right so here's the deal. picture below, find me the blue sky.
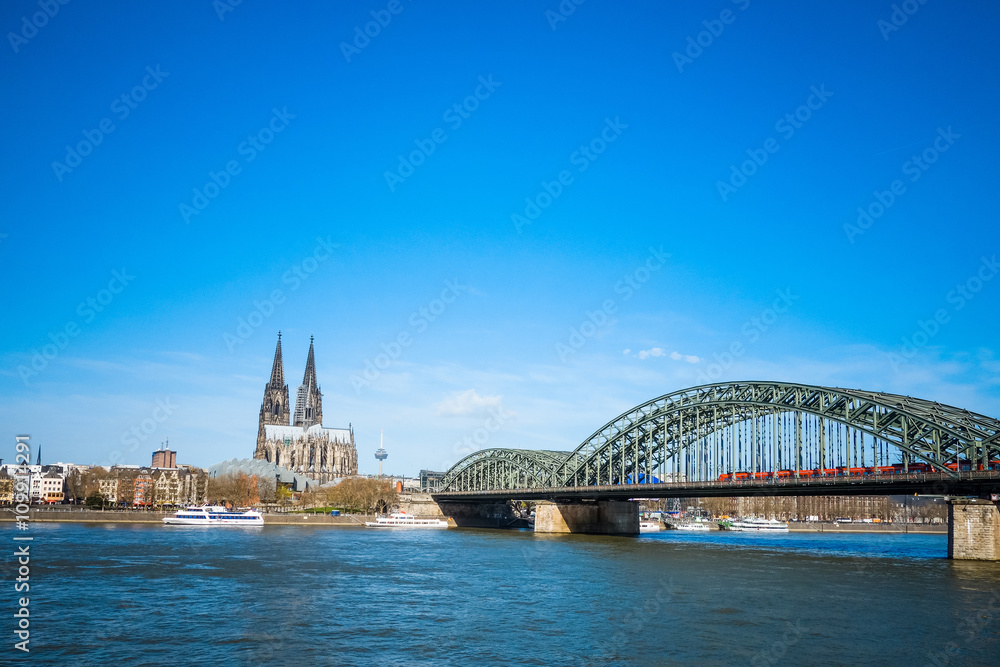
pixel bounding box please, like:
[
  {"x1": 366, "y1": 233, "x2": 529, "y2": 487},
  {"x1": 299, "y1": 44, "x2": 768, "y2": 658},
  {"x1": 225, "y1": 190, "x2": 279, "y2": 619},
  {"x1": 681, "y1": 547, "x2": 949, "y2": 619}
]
[{"x1": 1, "y1": 0, "x2": 998, "y2": 475}]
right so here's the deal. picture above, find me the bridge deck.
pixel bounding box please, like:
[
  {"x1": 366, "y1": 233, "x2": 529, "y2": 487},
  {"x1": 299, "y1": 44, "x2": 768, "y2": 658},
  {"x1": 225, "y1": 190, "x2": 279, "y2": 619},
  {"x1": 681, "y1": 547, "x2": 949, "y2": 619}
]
[{"x1": 433, "y1": 471, "x2": 1000, "y2": 502}]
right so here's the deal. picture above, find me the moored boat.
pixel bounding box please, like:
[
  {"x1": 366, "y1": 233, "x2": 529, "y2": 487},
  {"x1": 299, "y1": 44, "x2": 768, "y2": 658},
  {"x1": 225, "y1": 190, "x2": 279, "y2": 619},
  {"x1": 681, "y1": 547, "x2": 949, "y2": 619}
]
[
  {"x1": 675, "y1": 522, "x2": 710, "y2": 531},
  {"x1": 639, "y1": 519, "x2": 662, "y2": 533},
  {"x1": 162, "y1": 505, "x2": 264, "y2": 526},
  {"x1": 730, "y1": 517, "x2": 789, "y2": 532},
  {"x1": 365, "y1": 511, "x2": 449, "y2": 528}
]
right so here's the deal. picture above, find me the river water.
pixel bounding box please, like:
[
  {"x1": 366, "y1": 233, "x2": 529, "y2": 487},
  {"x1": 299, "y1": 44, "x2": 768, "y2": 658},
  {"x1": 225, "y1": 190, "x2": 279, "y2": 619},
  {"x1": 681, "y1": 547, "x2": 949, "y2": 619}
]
[{"x1": 5, "y1": 523, "x2": 1000, "y2": 665}]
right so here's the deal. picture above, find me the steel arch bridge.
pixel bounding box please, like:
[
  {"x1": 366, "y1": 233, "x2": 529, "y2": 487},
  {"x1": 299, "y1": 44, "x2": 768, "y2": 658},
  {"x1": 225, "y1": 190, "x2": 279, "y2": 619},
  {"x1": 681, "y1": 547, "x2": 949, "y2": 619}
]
[{"x1": 439, "y1": 381, "x2": 1000, "y2": 495}]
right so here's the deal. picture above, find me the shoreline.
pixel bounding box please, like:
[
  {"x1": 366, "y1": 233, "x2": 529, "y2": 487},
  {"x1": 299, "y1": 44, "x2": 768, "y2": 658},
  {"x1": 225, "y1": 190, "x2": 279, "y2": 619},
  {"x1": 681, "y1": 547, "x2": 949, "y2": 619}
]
[
  {"x1": 0, "y1": 510, "x2": 947, "y2": 533},
  {"x1": 786, "y1": 523, "x2": 945, "y2": 534},
  {"x1": 0, "y1": 509, "x2": 372, "y2": 526}
]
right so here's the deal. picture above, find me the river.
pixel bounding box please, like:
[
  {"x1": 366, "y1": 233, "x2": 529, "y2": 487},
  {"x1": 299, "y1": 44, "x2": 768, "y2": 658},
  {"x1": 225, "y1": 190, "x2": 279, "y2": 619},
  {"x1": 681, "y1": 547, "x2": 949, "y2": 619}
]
[{"x1": 4, "y1": 523, "x2": 999, "y2": 665}]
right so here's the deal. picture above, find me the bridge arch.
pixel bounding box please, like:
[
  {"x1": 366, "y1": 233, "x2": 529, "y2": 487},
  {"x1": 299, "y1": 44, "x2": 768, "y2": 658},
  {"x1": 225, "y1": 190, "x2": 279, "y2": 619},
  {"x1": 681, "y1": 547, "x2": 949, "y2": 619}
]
[
  {"x1": 440, "y1": 381, "x2": 1000, "y2": 492},
  {"x1": 443, "y1": 448, "x2": 572, "y2": 492}
]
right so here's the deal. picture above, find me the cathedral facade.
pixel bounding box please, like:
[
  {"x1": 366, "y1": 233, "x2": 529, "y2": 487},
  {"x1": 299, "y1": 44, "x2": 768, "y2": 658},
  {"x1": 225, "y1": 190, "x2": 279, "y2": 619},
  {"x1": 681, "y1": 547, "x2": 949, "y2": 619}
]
[{"x1": 253, "y1": 334, "x2": 358, "y2": 483}]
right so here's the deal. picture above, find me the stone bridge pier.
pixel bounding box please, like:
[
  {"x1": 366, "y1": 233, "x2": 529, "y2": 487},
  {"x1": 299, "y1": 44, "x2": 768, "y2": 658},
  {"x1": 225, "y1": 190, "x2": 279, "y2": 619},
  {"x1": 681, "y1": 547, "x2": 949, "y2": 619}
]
[
  {"x1": 533, "y1": 500, "x2": 639, "y2": 536},
  {"x1": 402, "y1": 493, "x2": 521, "y2": 528},
  {"x1": 948, "y1": 498, "x2": 1000, "y2": 560}
]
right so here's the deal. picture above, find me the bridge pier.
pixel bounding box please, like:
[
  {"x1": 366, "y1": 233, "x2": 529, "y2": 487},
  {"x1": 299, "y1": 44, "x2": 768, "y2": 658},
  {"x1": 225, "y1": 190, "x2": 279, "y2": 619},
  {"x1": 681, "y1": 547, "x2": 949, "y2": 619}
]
[
  {"x1": 534, "y1": 500, "x2": 639, "y2": 536},
  {"x1": 948, "y1": 498, "x2": 1000, "y2": 560}
]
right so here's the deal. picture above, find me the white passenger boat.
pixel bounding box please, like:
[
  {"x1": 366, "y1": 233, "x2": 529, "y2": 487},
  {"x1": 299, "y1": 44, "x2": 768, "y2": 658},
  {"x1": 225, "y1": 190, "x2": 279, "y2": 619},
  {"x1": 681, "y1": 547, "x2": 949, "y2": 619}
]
[
  {"x1": 162, "y1": 505, "x2": 264, "y2": 526},
  {"x1": 365, "y1": 511, "x2": 449, "y2": 528},
  {"x1": 675, "y1": 522, "x2": 710, "y2": 531},
  {"x1": 730, "y1": 518, "x2": 789, "y2": 532},
  {"x1": 639, "y1": 520, "x2": 662, "y2": 533}
]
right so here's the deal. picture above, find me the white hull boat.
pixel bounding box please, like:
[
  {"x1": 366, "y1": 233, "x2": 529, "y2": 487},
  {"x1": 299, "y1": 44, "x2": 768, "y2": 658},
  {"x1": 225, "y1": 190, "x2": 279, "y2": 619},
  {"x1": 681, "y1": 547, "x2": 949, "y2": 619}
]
[
  {"x1": 730, "y1": 518, "x2": 789, "y2": 532},
  {"x1": 639, "y1": 520, "x2": 662, "y2": 533},
  {"x1": 163, "y1": 505, "x2": 263, "y2": 526},
  {"x1": 365, "y1": 511, "x2": 449, "y2": 528}
]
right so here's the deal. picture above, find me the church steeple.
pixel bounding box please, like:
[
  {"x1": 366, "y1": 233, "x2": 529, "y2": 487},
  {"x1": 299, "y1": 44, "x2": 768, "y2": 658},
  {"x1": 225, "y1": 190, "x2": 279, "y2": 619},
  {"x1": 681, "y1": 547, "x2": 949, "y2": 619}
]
[
  {"x1": 259, "y1": 333, "x2": 290, "y2": 428},
  {"x1": 294, "y1": 336, "x2": 323, "y2": 428},
  {"x1": 269, "y1": 331, "x2": 285, "y2": 387}
]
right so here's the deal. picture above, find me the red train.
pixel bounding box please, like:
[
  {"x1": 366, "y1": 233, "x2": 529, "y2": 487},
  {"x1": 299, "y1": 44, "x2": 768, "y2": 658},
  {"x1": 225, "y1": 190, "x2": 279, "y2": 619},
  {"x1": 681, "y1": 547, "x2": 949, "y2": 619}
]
[{"x1": 717, "y1": 460, "x2": 1000, "y2": 482}]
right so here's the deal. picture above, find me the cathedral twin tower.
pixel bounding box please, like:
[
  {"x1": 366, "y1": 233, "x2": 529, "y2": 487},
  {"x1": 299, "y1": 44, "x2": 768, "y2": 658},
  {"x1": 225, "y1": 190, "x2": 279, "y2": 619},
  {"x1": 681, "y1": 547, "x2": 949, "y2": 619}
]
[{"x1": 254, "y1": 333, "x2": 358, "y2": 482}]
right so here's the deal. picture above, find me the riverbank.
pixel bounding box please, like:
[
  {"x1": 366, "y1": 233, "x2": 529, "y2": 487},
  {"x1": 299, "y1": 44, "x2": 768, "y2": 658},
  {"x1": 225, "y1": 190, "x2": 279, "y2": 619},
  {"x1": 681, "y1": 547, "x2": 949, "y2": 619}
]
[
  {"x1": 0, "y1": 508, "x2": 372, "y2": 526},
  {"x1": 787, "y1": 522, "x2": 946, "y2": 534}
]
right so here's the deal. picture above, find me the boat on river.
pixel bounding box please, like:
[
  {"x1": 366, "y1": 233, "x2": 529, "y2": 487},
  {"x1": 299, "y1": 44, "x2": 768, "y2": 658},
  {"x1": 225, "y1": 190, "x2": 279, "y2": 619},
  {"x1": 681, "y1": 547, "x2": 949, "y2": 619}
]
[
  {"x1": 639, "y1": 519, "x2": 662, "y2": 533},
  {"x1": 365, "y1": 511, "x2": 449, "y2": 528},
  {"x1": 729, "y1": 518, "x2": 789, "y2": 532},
  {"x1": 162, "y1": 505, "x2": 263, "y2": 526},
  {"x1": 675, "y1": 522, "x2": 710, "y2": 531}
]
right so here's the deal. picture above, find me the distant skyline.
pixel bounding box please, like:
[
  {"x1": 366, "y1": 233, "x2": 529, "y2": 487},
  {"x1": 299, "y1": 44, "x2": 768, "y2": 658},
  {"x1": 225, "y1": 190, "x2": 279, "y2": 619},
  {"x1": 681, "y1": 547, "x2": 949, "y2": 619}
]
[{"x1": 2, "y1": 0, "x2": 998, "y2": 475}]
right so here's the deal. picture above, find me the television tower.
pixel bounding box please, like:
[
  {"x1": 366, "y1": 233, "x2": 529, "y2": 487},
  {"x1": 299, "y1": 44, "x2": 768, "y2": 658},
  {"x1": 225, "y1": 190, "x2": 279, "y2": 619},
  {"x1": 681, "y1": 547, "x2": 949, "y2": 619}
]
[{"x1": 374, "y1": 429, "x2": 388, "y2": 477}]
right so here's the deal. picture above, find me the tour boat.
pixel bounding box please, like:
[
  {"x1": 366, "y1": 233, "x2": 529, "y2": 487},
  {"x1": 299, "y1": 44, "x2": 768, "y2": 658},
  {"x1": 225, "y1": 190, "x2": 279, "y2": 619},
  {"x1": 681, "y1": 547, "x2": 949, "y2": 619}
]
[
  {"x1": 639, "y1": 520, "x2": 662, "y2": 533},
  {"x1": 162, "y1": 505, "x2": 264, "y2": 526},
  {"x1": 729, "y1": 518, "x2": 789, "y2": 532},
  {"x1": 365, "y1": 511, "x2": 449, "y2": 528},
  {"x1": 675, "y1": 522, "x2": 710, "y2": 531}
]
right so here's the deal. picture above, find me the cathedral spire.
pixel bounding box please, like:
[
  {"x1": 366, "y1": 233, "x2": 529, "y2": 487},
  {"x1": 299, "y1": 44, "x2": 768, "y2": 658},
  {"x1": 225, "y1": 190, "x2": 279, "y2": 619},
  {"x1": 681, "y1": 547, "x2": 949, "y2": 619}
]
[
  {"x1": 258, "y1": 333, "x2": 290, "y2": 431},
  {"x1": 294, "y1": 336, "x2": 323, "y2": 428},
  {"x1": 302, "y1": 335, "x2": 317, "y2": 388},
  {"x1": 270, "y1": 331, "x2": 285, "y2": 387}
]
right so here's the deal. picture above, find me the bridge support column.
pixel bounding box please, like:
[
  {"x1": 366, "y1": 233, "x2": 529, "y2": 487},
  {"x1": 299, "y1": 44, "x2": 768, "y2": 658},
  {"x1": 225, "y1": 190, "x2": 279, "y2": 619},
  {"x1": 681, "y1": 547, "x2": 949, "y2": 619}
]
[
  {"x1": 948, "y1": 498, "x2": 1000, "y2": 560},
  {"x1": 534, "y1": 500, "x2": 639, "y2": 536}
]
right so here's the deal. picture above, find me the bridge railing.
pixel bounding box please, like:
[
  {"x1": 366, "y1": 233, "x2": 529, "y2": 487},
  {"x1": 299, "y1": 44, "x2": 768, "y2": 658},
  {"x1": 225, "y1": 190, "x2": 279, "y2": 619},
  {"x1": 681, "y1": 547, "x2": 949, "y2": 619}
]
[{"x1": 435, "y1": 470, "x2": 1000, "y2": 497}]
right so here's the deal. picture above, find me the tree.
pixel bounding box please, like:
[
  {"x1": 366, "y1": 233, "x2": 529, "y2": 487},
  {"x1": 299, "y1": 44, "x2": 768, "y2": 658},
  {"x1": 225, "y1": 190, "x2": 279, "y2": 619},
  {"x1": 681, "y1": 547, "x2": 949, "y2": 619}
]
[
  {"x1": 85, "y1": 494, "x2": 108, "y2": 509},
  {"x1": 325, "y1": 478, "x2": 398, "y2": 513},
  {"x1": 66, "y1": 467, "x2": 108, "y2": 504},
  {"x1": 256, "y1": 475, "x2": 277, "y2": 504},
  {"x1": 206, "y1": 473, "x2": 263, "y2": 507}
]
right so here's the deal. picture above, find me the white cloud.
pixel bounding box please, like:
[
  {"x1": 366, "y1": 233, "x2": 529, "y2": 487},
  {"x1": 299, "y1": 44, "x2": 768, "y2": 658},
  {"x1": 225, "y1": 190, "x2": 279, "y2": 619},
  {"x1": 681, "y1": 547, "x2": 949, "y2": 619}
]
[
  {"x1": 669, "y1": 351, "x2": 701, "y2": 364},
  {"x1": 625, "y1": 347, "x2": 701, "y2": 363},
  {"x1": 435, "y1": 388, "x2": 504, "y2": 416}
]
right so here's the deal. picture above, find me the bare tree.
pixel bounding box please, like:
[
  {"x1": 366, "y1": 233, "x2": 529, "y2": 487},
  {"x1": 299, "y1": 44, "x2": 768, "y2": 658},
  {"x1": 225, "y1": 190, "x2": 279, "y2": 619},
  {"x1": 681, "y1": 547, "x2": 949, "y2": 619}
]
[{"x1": 325, "y1": 478, "x2": 397, "y2": 514}]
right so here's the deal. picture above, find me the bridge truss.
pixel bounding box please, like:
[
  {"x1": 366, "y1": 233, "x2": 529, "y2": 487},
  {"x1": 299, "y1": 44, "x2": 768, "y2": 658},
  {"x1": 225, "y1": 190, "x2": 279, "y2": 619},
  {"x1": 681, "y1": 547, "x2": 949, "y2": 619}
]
[{"x1": 440, "y1": 381, "x2": 1000, "y2": 493}]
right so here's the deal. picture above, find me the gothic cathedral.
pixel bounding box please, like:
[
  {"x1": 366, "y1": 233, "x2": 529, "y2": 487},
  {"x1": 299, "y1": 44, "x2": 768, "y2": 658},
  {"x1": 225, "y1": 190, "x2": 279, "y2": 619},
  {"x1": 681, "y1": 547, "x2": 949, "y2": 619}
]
[{"x1": 254, "y1": 334, "x2": 358, "y2": 482}]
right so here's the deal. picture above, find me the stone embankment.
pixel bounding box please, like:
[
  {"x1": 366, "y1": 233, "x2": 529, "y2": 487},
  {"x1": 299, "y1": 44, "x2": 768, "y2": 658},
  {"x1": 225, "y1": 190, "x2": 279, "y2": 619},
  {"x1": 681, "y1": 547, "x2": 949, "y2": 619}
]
[{"x1": 787, "y1": 522, "x2": 945, "y2": 534}]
